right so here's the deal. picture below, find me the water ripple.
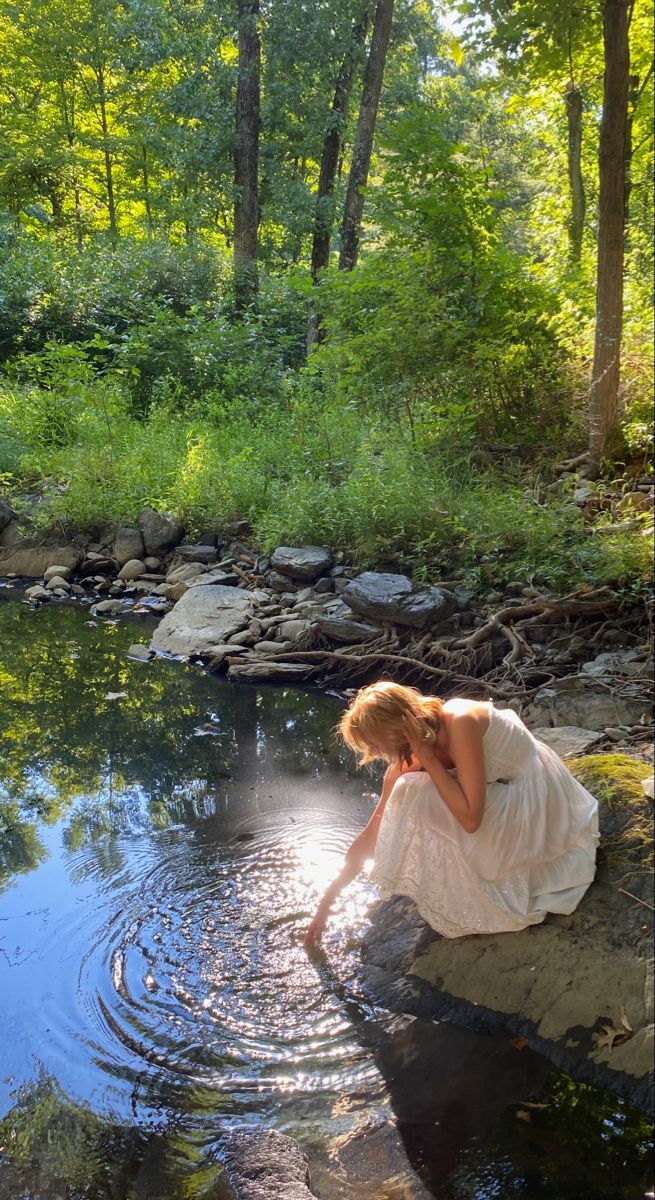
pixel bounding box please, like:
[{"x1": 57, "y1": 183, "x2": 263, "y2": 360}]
[{"x1": 71, "y1": 809, "x2": 378, "y2": 1113}]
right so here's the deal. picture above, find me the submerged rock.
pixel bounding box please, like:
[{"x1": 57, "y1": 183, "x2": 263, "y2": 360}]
[{"x1": 219, "y1": 1129, "x2": 313, "y2": 1200}]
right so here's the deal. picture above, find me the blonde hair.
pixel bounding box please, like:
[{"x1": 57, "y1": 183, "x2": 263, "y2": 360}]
[{"x1": 339, "y1": 680, "x2": 443, "y2": 768}]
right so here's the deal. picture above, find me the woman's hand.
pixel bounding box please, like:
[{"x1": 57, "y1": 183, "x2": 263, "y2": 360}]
[{"x1": 304, "y1": 904, "x2": 329, "y2": 949}]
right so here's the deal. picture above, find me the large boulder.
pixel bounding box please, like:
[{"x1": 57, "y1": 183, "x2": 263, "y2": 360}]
[
  {"x1": 113, "y1": 526, "x2": 145, "y2": 566},
  {"x1": 0, "y1": 495, "x2": 15, "y2": 533},
  {"x1": 219, "y1": 1129, "x2": 313, "y2": 1200},
  {"x1": 343, "y1": 572, "x2": 456, "y2": 629},
  {"x1": 0, "y1": 544, "x2": 83, "y2": 578},
  {"x1": 138, "y1": 507, "x2": 185, "y2": 555},
  {"x1": 150, "y1": 584, "x2": 255, "y2": 656},
  {"x1": 0, "y1": 519, "x2": 22, "y2": 548},
  {"x1": 270, "y1": 545, "x2": 334, "y2": 581}
]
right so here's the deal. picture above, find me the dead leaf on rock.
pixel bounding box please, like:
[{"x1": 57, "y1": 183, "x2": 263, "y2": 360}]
[
  {"x1": 592, "y1": 1017, "x2": 634, "y2": 1054},
  {"x1": 509, "y1": 1035, "x2": 528, "y2": 1051},
  {"x1": 516, "y1": 1110, "x2": 531, "y2": 1122}
]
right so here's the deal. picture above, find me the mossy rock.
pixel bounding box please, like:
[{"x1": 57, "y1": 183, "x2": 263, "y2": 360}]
[{"x1": 566, "y1": 753, "x2": 653, "y2": 883}]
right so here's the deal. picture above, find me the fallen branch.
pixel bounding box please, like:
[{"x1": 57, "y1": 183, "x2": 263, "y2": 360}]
[{"x1": 618, "y1": 887, "x2": 654, "y2": 913}]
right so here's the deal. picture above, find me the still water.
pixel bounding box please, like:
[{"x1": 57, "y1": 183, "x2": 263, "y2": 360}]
[{"x1": 0, "y1": 598, "x2": 652, "y2": 1199}]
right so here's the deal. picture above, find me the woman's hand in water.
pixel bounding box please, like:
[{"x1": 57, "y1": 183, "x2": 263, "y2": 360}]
[{"x1": 304, "y1": 909, "x2": 327, "y2": 948}]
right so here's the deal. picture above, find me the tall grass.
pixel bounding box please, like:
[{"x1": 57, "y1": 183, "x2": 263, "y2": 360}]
[{"x1": 1, "y1": 375, "x2": 652, "y2": 591}]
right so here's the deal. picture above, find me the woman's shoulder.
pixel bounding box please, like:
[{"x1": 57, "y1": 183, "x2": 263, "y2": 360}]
[
  {"x1": 441, "y1": 698, "x2": 492, "y2": 736},
  {"x1": 442, "y1": 697, "x2": 491, "y2": 720}
]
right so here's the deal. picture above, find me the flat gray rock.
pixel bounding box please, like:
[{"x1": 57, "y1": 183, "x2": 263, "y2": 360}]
[
  {"x1": 531, "y1": 726, "x2": 604, "y2": 758},
  {"x1": 344, "y1": 572, "x2": 456, "y2": 629},
  {"x1": 150, "y1": 584, "x2": 254, "y2": 656},
  {"x1": 227, "y1": 660, "x2": 309, "y2": 681},
  {"x1": 316, "y1": 614, "x2": 379, "y2": 642},
  {"x1": 176, "y1": 544, "x2": 218, "y2": 563},
  {"x1": 0, "y1": 544, "x2": 83, "y2": 578},
  {"x1": 525, "y1": 679, "x2": 650, "y2": 730},
  {"x1": 270, "y1": 545, "x2": 334, "y2": 580}
]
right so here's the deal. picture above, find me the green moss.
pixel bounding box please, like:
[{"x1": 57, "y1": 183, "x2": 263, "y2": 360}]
[
  {"x1": 566, "y1": 754, "x2": 653, "y2": 881},
  {"x1": 567, "y1": 754, "x2": 653, "y2": 806}
]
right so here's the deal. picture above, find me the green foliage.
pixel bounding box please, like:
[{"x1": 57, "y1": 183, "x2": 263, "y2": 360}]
[
  {"x1": 2, "y1": 365, "x2": 651, "y2": 592},
  {"x1": 312, "y1": 100, "x2": 577, "y2": 447},
  {"x1": 0, "y1": 232, "x2": 228, "y2": 361}
]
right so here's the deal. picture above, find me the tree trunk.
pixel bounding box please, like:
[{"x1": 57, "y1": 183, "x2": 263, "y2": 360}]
[
  {"x1": 142, "y1": 145, "x2": 153, "y2": 237},
  {"x1": 339, "y1": 0, "x2": 394, "y2": 272},
  {"x1": 58, "y1": 81, "x2": 83, "y2": 249},
  {"x1": 307, "y1": 6, "x2": 370, "y2": 349},
  {"x1": 565, "y1": 83, "x2": 585, "y2": 264},
  {"x1": 233, "y1": 0, "x2": 261, "y2": 312},
  {"x1": 587, "y1": 0, "x2": 630, "y2": 469},
  {"x1": 624, "y1": 73, "x2": 641, "y2": 229},
  {"x1": 96, "y1": 66, "x2": 118, "y2": 239}
]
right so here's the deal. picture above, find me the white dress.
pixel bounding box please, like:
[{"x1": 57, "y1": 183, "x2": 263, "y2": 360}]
[{"x1": 370, "y1": 704, "x2": 600, "y2": 938}]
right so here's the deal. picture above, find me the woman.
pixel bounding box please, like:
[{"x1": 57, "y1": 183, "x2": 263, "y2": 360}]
[{"x1": 304, "y1": 681, "x2": 599, "y2": 946}]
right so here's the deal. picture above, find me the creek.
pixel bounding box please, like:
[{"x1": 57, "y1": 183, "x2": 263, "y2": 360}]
[{"x1": 0, "y1": 598, "x2": 652, "y2": 1199}]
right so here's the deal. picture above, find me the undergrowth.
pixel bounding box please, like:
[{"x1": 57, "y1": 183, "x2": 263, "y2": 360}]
[{"x1": 1, "y1": 374, "x2": 652, "y2": 593}]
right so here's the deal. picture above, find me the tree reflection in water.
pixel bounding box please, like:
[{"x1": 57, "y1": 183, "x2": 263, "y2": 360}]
[{"x1": 0, "y1": 599, "x2": 353, "y2": 891}]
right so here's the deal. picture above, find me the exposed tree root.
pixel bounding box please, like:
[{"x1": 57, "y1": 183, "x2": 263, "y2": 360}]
[{"x1": 221, "y1": 584, "x2": 651, "y2": 712}]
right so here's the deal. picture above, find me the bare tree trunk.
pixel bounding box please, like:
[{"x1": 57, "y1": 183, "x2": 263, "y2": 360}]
[
  {"x1": 142, "y1": 145, "x2": 153, "y2": 238},
  {"x1": 565, "y1": 83, "x2": 585, "y2": 264},
  {"x1": 58, "y1": 81, "x2": 83, "y2": 249},
  {"x1": 624, "y1": 72, "x2": 641, "y2": 229},
  {"x1": 587, "y1": 0, "x2": 630, "y2": 470},
  {"x1": 307, "y1": 6, "x2": 370, "y2": 350},
  {"x1": 233, "y1": 0, "x2": 260, "y2": 313},
  {"x1": 339, "y1": 0, "x2": 394, "y2": 272},
  {"x1": 96, "y1": 65, "x2": 118, "y2": 239}
]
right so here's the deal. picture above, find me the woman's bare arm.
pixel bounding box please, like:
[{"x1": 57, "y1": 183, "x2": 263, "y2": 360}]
[
  {"x1": 303, "y1": 760, "x2": 416, "y2": 948},
  {"x1": 412, "y1": 714, "x2": 486, "y2": 833}
]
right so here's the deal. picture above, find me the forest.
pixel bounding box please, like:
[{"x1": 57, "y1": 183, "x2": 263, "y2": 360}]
[{"x1": 0, "y1": 0, "x2": 653, "y2": 591}]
